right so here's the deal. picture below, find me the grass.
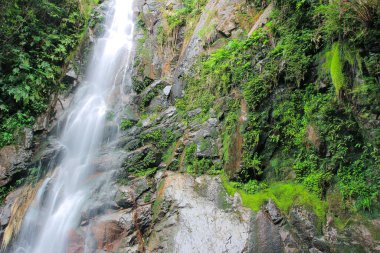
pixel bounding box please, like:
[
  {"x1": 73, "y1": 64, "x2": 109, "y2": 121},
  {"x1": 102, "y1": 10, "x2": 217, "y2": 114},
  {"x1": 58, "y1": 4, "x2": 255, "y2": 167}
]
[{"x1": 222, "y1": 175, "x2": 327, "y2": 222}]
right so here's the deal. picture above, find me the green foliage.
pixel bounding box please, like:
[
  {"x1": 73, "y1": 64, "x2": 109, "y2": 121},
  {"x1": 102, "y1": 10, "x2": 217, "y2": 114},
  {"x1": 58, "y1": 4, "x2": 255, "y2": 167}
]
[
  {"x1": 315, "y1": 0, "x2": 380, "y2": 46},
  {"x1": 139, "y1": 82, "x2": 165, "y2": 110},
  {"x1": 337, "y1": 145, "x2": 379, "y2": 211},
  {"x1": 167, "y1": 8, "x2": 188, "y2": 29},
  {"x1": 122, "y1": 149, "x2": 159, "y2": 177},
  {"x1": 132, "y1": 76, "x2": 153, "y2": 94},
  {"x1": 0, "y1": 0, "x2": 95, "y2": 147},
  {"x1": 228, "y1": 179, "x2": 268, "y2": 195},
  {"x1": 15, "y1": 167, "x2": 41, "y2": 186},
  {"x1": 141, "y1": 128, "x2": 177, "y2": 149},
  {"x1": 0, "y1": 113, "x2": 34, "y2": 146},
  {"x1": 183, "y1": 143, "x2": 221, "y2": 175},
  {"x1": 0, "y1": 185, "x2": 14, "y2": 204},
  {"x1": 222, "y1": 101, "x2": 239, "y2": 163},
  {"x1": 162, "y1": 141, "x2": 178, "y2": 165},
  {"x1": 180, "y1": 0, "x2": 380, "y2": 214},
  {"x1": 120, "y1": 119, "x2": 136, "y2": 130},
  {"x1": 144, "y1": 192, "x2": 152, "y2": 203},
  {"x1": 169, "y1": 0, "x2": 207, "y2": 29}
]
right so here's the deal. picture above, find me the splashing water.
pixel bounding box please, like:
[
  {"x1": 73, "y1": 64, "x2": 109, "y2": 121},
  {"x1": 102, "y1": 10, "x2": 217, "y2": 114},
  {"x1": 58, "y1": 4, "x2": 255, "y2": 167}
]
[{"x1": 10, "y1": 0, "x2": 135, "y2": 252}]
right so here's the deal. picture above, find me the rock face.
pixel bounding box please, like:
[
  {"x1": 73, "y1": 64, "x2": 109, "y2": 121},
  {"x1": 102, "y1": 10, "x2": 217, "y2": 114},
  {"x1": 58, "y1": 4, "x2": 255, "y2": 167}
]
[
  {"x1": 133, "y1": 0, "x2": 256, "y2": 98},
  {"x1": 147, "y1": 172, "x2": 252, "y2": 252},
  {"x1": 0, "y1": 141, "x2": 32, "y2": 187},
  {"x1": 63, "y1": 171, "x2": 294, "y2": 253}
]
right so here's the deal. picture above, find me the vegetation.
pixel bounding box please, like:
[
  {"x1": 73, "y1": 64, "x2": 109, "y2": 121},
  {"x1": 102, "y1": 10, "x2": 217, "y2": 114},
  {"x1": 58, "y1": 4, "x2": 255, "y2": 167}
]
[
  {"x1": 178, "y1": 0, "x2": 380, "y2": 218},
  {"x1": 0, "y1": 0, "x2": 98, "y2": 147},
  {"x1": 120, "y1": 119, "x2": 136, "y2": 130}
]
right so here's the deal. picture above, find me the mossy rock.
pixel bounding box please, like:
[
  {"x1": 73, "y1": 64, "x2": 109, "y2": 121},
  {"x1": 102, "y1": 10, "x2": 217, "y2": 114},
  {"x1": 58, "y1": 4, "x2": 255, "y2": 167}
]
[
  {"x1": 132, "y1": 76, "x2": 153, "y2": 94},
  {"x1": 122, "y1": 146, "x2": 162, "y2": 177}
]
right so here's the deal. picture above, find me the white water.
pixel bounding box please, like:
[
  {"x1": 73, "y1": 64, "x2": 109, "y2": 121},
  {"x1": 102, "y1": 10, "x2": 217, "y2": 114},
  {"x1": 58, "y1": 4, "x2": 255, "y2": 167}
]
[{"x1": 12, "y1": 0, "x2": 135, "y2": 252}]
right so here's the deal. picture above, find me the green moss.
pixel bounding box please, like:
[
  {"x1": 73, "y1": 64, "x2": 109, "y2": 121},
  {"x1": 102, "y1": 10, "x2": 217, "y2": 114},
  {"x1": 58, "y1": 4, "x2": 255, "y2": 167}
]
[
  {"x1": 133, "y1": 167, "x2": 158, "y2": 177},
  {"x1": 222, "y1": 175, "x2": 327, "y2": 222},
  {"x1": 327, "y1": 43, "x2": 345, "y2": 96}
]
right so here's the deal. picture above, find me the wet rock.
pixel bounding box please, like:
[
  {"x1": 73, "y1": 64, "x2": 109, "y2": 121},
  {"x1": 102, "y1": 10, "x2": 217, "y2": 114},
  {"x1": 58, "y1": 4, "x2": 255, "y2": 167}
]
[
  {"x1": 115, "y1": 177, "x2": 151, "y2": 208},
  {"x1": 33, "y1": 113, "x2": 50, "y2": 133},
  {"x1": 91, "y1": 220, "x2": 124, "y2": 251},
  {"x1": 264, "y1": 199, "x2": 284, "y2": 225},
  {"x1": 289, "y1": 206, "x2": 318, "y2": 246},
  {"x1": 0, "y1": 145, "x2": 31, "y2": 187},
  {"x1": 135, "y1": 204, "x2": 152, "y2": 235},
  {"x1": 115, "y1": 186, "x2": 135, "y2": 209},
  {"x1": 0, "y1": 183, "x2": 41, "y2": 248},
  {"x1": 312, "y1": 238, "x2": 331, "y2": 253},
  {"x1": 65, "y1": 66, "x2": 78, "y2": 80},
  {"x1": 23, "y1": 128, "x2": 33, "y2": 150},
  {"x1": 309, "y1": 248, "x2": 324, "y2": 253},
  {"x1": 92, "y1": 149, "x2": 127, "y2": 173},
  {"x1": 32, "y1": 139, "x2": 65, "y2": 171},
  {"x1": 250, "y1": 211, "x2": 284, "y2": 253},
  {"x1": 67, "y1": 229, "x2": 84, "y2": 253},
  {"x1": 119, "y1": 212, "x2": 134, "y2": 233},
  {"x1": 279, "y1": 229, "x2": 301, "y2": 253},
  {"x1": 346, "y1": 223, "x2": 380, "y2": 253},
  {"x1": 0, "y1": 187, "x2": 25, "y2": 241}
]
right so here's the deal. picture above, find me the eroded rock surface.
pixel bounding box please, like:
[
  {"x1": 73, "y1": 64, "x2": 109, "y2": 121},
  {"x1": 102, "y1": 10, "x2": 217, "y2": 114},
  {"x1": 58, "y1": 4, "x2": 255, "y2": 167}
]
[{"x1": 147, "y1": 172, "x2": 252, "y2": 253}]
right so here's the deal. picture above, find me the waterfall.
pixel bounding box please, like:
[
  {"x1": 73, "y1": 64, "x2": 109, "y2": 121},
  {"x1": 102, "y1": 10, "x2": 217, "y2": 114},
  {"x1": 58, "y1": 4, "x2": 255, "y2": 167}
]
[{"x1": 9, "y1": 0, "x2": 135, "y2": 252}]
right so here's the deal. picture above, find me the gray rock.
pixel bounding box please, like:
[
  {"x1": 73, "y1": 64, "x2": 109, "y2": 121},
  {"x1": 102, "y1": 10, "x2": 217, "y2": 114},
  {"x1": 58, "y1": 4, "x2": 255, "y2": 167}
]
[
  {"x1": 265, "y1": 199, "x2": 284, "y2": 225},
  {"x1": 136, "y1": 204, "x2": 152, "y2": 234},
  {"x1": 289, "y1": 206, "x2": 318, "y2": 246},
  {"x1": 187, "y1": 108, "x2": 202, "y2": 117},
  {"x1": 250, "y1": 211, "x2": 284, "y2": 253},
  {"x1": 65, "y1": 67, "x2": 78, "y2": 80},
  {"x1": 163, "y1": 85, "x2": 172, "y2": 96},
  {"x1": 0, "y1": 145, "x2": 32, "y2": 187},
  {"x1": 147, "y1": 172, "x2": 252, "y2": 252}
]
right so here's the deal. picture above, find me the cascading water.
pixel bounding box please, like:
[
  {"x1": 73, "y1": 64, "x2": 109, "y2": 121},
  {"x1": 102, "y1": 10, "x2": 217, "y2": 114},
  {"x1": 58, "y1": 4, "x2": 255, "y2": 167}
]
[{"x1": 10, "y1": 0, "x2": 135, "y2": 252}]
